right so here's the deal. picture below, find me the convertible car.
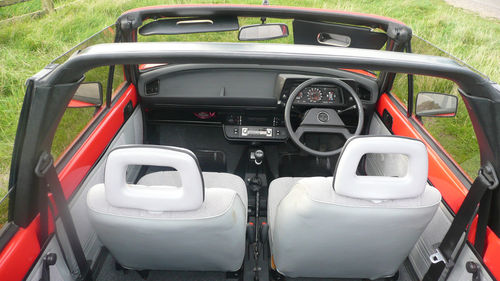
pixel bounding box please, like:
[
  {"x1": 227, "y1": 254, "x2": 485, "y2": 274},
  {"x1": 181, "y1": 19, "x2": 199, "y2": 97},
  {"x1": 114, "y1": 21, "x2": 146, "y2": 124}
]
[{"x1": 1, "y1": 4, "x2": 499, "y2": 281}]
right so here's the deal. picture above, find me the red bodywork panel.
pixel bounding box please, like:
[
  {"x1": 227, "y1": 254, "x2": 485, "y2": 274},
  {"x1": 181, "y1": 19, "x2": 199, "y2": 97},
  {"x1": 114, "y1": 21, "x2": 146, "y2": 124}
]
[
  {"x1": 0, "y1": 84, "x2": 138, "y2": 281},
  {"x1": 377, "y1": 93, "x2": 500, "y2": 279}
]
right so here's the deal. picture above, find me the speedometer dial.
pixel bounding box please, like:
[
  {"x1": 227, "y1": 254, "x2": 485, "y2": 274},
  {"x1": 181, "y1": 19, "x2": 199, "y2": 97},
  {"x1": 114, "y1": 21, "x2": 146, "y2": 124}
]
[{"x1": 306, "y1": 87, "x2": 323, "y2": 102}]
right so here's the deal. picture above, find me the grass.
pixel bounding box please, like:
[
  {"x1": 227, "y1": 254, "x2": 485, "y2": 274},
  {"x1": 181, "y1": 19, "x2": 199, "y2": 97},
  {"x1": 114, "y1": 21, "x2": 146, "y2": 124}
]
[{"x1": 0, "y1": 0, "x2": 499, "y2": 222}]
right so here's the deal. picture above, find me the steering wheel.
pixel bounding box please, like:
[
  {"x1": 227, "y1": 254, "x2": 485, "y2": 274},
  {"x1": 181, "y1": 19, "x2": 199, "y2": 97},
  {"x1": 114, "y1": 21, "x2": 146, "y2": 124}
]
[{"x1": 284, "y1": 77, "x2": 364, "y2": 157}]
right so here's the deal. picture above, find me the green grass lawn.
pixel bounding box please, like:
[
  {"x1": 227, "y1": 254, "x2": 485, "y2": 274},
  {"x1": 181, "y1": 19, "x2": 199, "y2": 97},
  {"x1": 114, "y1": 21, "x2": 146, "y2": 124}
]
[{"x1": 0, "y1": 0, "x2": 499, "y2": 221}]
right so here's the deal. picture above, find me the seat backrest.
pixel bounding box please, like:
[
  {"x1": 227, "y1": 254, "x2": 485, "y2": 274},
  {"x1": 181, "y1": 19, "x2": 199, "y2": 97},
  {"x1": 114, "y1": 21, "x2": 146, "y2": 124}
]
[
  {"x1": 87, "y1": 145, "x2": 247, "y2": 272},
  {"x1": 104, "y1": 145, "x2": 204, "y2": 212},
  {"x1": 270, "y1": 136, "x2": 441, "y2": 279}
]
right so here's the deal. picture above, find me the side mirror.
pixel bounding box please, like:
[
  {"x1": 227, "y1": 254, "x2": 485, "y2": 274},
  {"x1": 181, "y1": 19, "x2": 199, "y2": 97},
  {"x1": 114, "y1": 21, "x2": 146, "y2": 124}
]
[
  {"x1": 69, "y1": 82, "x2": 103, "y2": 108},
  {"x1": 416, "y1": 92, "x2": 458, "y2": 117},
  {"x1": 238, "y1": 23, "x2": 289, "y2": 41}
]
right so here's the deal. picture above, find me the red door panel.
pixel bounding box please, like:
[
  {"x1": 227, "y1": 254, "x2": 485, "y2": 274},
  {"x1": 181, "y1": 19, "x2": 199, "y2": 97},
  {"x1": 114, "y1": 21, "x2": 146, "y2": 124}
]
[{"x1": 0, "y1": 84, "x2": 138, "y2": 281}]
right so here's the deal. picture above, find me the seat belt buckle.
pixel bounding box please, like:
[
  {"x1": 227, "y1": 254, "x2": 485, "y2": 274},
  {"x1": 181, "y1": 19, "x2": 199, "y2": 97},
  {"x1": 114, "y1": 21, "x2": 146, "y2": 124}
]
[
  {"x1": 479, "y1": 164, "x2": 499, "y2": 191},
  {"x1": 35, "y1": 151, "x2": 54, "y2": 178}
]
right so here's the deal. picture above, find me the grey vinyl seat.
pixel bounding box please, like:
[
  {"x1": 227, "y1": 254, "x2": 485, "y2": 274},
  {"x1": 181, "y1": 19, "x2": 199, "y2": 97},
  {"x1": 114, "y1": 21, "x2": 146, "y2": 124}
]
[
  {"x1": 267, "y1": 136, "x2": 441, "y2": 280},
  {"x1": 87, "y1": 145, "x2": 247, "y2": 272}
]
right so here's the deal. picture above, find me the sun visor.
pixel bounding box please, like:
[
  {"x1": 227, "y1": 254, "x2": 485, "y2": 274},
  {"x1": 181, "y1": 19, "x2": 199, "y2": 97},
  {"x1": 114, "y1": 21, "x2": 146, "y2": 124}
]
[
  {"x1": 139, "y1": 16, "x2": 239, "y2": 36},
  {"x1": 293, "y1": 20, "x2": 388, "y2": 50}
]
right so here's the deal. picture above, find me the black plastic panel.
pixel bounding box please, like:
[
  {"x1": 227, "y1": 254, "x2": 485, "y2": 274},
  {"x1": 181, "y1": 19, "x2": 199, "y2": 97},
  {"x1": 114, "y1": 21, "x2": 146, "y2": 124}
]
[{"x1": 141, "y1": 69, "x2": 279, "y2": 107}]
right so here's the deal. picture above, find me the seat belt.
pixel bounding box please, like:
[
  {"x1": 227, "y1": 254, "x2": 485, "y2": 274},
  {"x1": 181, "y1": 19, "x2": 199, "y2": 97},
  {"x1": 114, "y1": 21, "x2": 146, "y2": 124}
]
[
  {"x1": 35, "y1": 152, "x2": 93, "y2": 281},
  {"x1": 423, "y1": 163, "x2": 498, "y2": 281},
  {"x1": 474, "y1": 188, "x2": 493, "y2": 255}
]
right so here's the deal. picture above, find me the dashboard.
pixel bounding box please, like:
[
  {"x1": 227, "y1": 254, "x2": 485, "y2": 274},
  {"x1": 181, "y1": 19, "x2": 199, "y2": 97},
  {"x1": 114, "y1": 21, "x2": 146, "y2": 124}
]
[{"x1": 138, "y1": 65, "x2": 378, "y2": 142}]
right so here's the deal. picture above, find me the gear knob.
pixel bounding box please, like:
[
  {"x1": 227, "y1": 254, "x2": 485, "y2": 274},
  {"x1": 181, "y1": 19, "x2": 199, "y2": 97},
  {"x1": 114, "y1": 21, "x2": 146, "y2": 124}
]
[{"x1": 254, "y1": 150, "x2": 264, "y2": 165}]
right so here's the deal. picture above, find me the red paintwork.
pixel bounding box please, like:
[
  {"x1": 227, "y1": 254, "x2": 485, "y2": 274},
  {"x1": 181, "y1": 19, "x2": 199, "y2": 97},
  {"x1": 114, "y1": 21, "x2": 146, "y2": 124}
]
[
  {"x1": 138, "y1": 63, "x2": 168, "y2": 71},
  {"x1": 68, "y1": 99, "x2": 98, "y2": 108},
  {"x1": 0, "y1": 84, "x2": 138, "y2": 281},
  {"x1": 379, "y1": 93, "x2": 500, "y2": 279},
  {"x1": 122, "y1": 4, "x2": 406, "y2": 26},
  {"x1": 0, "y1": 218, "x2": 40, "y2": 281}
]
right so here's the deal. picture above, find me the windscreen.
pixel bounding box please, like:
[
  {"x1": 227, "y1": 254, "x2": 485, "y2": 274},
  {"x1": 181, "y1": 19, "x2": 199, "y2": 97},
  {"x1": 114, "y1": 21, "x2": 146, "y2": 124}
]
[{"x1": 50, "y1": 24, "x2": 117, "y2": 65}]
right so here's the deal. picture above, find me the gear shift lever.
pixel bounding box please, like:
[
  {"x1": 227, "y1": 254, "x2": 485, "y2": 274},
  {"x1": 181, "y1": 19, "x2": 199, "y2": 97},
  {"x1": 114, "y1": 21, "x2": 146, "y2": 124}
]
[{"x1": 254, "y1": 150, "x2": 264, "y2": 165}]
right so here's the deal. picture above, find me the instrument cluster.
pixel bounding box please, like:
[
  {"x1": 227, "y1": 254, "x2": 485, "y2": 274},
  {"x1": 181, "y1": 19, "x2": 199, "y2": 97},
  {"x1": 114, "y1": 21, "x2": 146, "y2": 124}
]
[
  {"x1": 281, "y1": 83, "x2": 349, "y2": 106},
  {"x1": 291, "y1": 86, "x2": 344, "y2": 105}
]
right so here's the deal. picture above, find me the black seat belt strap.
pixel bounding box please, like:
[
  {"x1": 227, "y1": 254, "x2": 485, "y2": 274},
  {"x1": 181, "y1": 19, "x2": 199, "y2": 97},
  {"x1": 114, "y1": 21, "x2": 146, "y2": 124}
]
[
  {"x1": 423, "y1": 163, "x2": 498, "y2": 281},
  {"x1": 474, "y1": 188, "x2": 493, "y2": 255},
  {"x1": 35, "y1": 152, "x2": 93, "y2": 281}
]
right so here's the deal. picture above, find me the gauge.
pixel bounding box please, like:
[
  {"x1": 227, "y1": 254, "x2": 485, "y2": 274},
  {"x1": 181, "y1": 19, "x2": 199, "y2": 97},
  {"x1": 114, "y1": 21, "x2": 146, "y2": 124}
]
[
  {"x1": 326, "y1": 88, "x2": 339, "y2": 102},
  {"x1": 306, "y1": 87, "x2": 323, "y2": 102},
  {"x1": 296, "y1": 91, "x2": 303, "y2": 100}
]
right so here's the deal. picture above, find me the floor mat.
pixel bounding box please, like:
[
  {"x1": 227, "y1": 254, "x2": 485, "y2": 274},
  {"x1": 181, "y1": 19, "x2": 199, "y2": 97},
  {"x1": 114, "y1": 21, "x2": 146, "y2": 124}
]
[{"x1": 96, "y1": 255, "x2": 226, "y2": 281}]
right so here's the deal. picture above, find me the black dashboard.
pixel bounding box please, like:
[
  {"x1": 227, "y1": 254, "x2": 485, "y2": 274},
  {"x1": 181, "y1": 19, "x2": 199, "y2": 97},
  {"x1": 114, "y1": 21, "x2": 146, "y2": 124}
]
[{"x1": 138, "y1": 65, "x2": 378, "y2": 142}]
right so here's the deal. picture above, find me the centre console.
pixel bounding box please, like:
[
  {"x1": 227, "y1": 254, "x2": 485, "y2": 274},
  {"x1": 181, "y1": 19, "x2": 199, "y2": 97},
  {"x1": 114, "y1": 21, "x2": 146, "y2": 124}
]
[{"x1": 223, "y1": 114, "x2": 288, "y2": 141}]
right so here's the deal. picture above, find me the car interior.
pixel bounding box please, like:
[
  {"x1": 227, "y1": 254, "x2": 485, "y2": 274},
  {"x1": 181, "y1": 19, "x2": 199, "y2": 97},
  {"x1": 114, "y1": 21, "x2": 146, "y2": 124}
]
[
  {"x1": 82, "y1": 64, "x2": 442, "y2": 281},
  {"x1": 17, "y1": 6, "x2": 499, "y2": 281}
]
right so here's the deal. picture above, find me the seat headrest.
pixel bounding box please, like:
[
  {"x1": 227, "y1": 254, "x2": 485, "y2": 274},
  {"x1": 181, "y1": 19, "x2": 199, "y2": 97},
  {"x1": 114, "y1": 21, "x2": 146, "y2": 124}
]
[
  {"x1": 333, "y1": 136, "x2": 428, "y2": 200},
  {"x1": 104, "y1": 145, "x2": 204, "y2": 212}
]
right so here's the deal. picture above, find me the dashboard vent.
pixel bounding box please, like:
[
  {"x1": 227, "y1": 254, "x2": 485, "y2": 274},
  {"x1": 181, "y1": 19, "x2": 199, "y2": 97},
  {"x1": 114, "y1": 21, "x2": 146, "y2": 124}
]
[
  {"x1": 358, "y1": 85, "x2": 371, "y2": 101},
  {"x1": 145, "y1": 80, "x2": 159, "y2": 96}
]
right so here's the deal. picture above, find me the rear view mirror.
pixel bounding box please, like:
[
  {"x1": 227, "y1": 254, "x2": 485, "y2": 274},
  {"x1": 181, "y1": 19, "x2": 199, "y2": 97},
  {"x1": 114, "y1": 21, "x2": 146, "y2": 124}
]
[
  {"x1": 238, "y1": 23, "x2": 289, "y2": 41},
  {"x1": 416, "y1": 92, "x2": 458, "y2": 117},
  {"x1": 69, "y1": 82, "x2": 103, "y2": 108}
]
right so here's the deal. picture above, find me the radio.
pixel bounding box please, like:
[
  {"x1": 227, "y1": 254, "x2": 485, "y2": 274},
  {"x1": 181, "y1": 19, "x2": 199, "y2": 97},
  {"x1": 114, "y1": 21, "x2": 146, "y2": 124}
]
[
  {"x1": 223, "y1": 114, "x2": 288, "y2": 141},
  {"x1": 242, "y1": 127, "x2": 273, "y2": 137}
]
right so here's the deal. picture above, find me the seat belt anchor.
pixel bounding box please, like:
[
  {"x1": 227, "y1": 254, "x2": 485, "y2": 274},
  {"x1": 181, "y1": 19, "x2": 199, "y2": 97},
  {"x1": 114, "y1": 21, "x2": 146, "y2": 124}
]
[
  {"x1": 35, "y1": 151, "x2": 54, "y2": 178},
  {"x1": 429, "y1": 247, "x2": 455, "y2": 268},
  {"x1": 479, "y1": 164, "x2": 499, "y2": 191},
  {"x1": 429, "y1": 248, "x2": 446, "y2": 264}
]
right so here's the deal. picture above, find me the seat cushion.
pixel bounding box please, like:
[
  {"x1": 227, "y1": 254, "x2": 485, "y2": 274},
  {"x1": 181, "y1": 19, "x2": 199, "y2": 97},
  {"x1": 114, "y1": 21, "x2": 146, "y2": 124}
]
[
  {"x1": 88, "y1": 171, "x2": 248, "y2": 271},
  {"x1": 138, "y1": 171, "x2": 248, "y2": 209},
  {"x1": 267, "y1": 177, "x2": 304, "y2": 229}
]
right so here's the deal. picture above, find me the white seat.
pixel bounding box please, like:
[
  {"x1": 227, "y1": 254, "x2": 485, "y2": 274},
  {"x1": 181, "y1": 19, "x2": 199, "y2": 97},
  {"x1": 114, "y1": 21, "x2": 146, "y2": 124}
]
[
  {"x1": 267, "y1": 136, "x2": 441, "y2": 279},
  {"x1": 87, "y1": 145, "x2": 247, "y2": 272}
]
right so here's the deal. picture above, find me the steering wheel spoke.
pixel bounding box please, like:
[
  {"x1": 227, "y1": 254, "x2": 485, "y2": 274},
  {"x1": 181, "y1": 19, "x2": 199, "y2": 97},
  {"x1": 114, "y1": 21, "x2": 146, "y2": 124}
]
[
  {"x1": 284, "y1": 77, "x2": 364, "y2": 156},
  {"x1": 295, "y1": 125, "x2": 352, "y2": 140}
]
